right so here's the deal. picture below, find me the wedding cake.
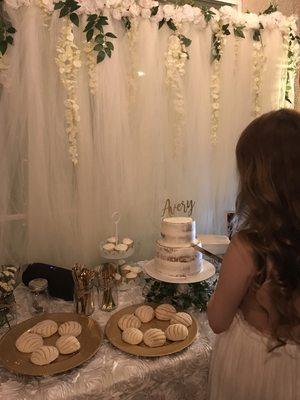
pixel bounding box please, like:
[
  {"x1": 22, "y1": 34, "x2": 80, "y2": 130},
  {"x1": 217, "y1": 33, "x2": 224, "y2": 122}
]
[{"x1": 155, "y1": 217, "x2": 202, "y2": 278}]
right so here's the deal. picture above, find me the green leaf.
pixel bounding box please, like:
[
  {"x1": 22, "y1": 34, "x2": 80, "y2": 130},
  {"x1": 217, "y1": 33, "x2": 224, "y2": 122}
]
[
  {"x1": 84, "y1": 20, "x2": 94, "y2": 32},
  {"x1": 59, "y1": 6, "x2": 70, "y2": 18},
  {"x1": 106, "y1": 41, "x2": 114, "y2": 50},
  {"x1": 122, "y1": 17, "x2": 131, "y2": 30},
  {"x1": 151, "y1": 6, "x2": 159, "y2": 16},
  {"x1": 97, "y1": 50, "x2": 105, "y2": 63},
  {"x1": 263, "y1": 3, "x2": 278, "y2": 14},
  {"x1": 54, "y1": 1, "x2": 64, "y2": 10},
  {"x1": 94, "y1": 44, "x2": 103, "y2": 51},
  {"x1": 0, "y1": 40, "x2": 8, "y2": 55},
  {"x1": 70, "y1": 13, "x2": 79, "y2": 27},
  {"x1": 253, "y1": 29, "x2": 261, "y2": 42},
  {"x1": 105, "y1": 47, "x2": 112, "y2": 58},
  {"x1": 259, "y1": 22, "x2": 264, "y2": 29},
  {"x1": 95, "y1": 34, "x2": 104, "y2": 44},
  {"x1": 158, "y1": 19, "x2": 165, "y2": 29},
  {"x1": 95, "y1": 20, "x2": 105, "y2": 30},
  {"x1": 70, "y1": 2, "x2": 80, "y2": 12},
  {"x1": 6, "y1": 35, "x2": 13, "y2": 45},
  {"x1": 7, "y1": 26, "x2": 17, "y2": 34},
  {"x1": 106, "y1": 32, "x2": 117, "y2": 39},
  {"x1": 99, "y1": 16, "x2": 108, "y2": 23},
  {"x1": 180, "y1": 35, "x2": 191, "y2": 47},
  {"x1": 234, "y1": 28, "x2": 245, "y2": 38},
  {"x1": 86, "y1": 29, "x2": 94, "y2": 42},
  {"x1": 87, "y1": 14, "x2": 98, "y2": 21},
  {"x1": 167, "y1": 19, "x2": 176, "y2": 31}
]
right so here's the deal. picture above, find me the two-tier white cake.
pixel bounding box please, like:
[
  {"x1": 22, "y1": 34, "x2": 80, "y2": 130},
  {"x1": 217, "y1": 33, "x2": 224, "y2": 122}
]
[{"x1": 155, "y1": 217, "x2": 202, "y2": 278}]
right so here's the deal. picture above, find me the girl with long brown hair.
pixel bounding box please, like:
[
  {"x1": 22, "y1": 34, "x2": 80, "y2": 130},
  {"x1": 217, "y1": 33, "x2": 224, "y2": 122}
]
[{"x1": 207, "y1": 109, "x2": 300, "y2": 400}]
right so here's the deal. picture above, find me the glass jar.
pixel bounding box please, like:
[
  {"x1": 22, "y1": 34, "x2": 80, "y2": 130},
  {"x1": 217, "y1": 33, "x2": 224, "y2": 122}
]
[
  {"x1": 97, "y1": 263, "x2": 118, "y2": 312},
  {"x1": 28, "y1": 278, "x2": 49, "y2": 314},
  {"x1": 74, "y1": 284, "x2": 95, "y2": 316}
]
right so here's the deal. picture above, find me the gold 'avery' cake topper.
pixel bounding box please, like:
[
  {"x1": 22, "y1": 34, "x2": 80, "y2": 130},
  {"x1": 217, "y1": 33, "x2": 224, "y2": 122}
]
[{"x1": 162, "y1": 199, "x2": 195, "y2": 218}]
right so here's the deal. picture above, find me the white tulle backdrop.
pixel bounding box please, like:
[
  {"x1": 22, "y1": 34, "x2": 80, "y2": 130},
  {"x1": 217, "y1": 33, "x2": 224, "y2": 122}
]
[{"x1": 0, "y1": 4, "x2": 293, "y2": 267}]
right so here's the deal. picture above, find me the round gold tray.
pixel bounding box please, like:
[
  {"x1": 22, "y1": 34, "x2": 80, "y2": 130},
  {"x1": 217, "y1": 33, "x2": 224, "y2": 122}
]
[
  {"x1": 105, "y1": 304, "x2": 198, "y2": 357},
  {"x1": 0, "y1": 312, "x2": 103, "y2": 376}
]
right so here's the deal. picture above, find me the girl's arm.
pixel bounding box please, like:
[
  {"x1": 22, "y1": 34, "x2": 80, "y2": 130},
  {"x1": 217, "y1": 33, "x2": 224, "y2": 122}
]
[{"x1": 207, "y1": 234, "x2": 256, "y2": 334}]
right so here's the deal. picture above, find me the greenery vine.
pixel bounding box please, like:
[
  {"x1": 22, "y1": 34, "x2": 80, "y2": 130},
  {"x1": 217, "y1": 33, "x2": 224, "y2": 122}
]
[
  {"x1": 84, "y1": 14, "x2": 117, "y2": 63},
  {"x1": 0, "y1": 0, "x2": 16, "y2": 56},
  {"x1": 144, "y1": 279, "x2": 216, "y2": 311}
]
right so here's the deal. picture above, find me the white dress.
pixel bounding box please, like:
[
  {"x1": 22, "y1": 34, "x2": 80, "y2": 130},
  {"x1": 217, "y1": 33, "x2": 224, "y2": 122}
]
[{"x1": 208, "y1": 313, "x2": 300, "y2": 400}]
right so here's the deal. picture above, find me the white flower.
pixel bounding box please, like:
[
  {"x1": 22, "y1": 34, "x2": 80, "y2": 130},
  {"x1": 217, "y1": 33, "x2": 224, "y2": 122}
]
[
  {"x1": 106, "y1": 0, "x2": 121, "y2": 8},
  {"x1": 40, "y1": 0, "x2": 54, "y2": 12},
  {"x1": 210, "y1": 7, "x2": 220, "y2": 22},
  {"x1": 151, "y1": 7, "x2": 164, "y2": 23},
  {"x1": 193, "y1": 8, "x2": 206, "y2": 28},
  {"x1": 182, "y1": 4, "x2": 194, "y2": 22},
  {"x1": 141, "y1": 8, "x2": 151, "y2": 19},
  {"x1": 163, "y1": 4, "x2": 175, "y2": 21},
  {"x1": 122, "y1": 0, "x2": 134, "y2": 9},
  {"x1": 138, "y1": 0, "x2": 153, "y2": 9},
  {"x1": 112, "y1": 8, "x2": 122, "y2": 20},
  {"x1": 219, "y1": 5, "x2": 236, "y2": 18},
  {"x1": 210, "y1": 20, "x2": 220, "y2": 33},
  {"x1": 129, "y1": 3, "x2": 141, "y2": 17},
  {"x1": 244, "y1": 12, "x2": 259, "y2": 29}
]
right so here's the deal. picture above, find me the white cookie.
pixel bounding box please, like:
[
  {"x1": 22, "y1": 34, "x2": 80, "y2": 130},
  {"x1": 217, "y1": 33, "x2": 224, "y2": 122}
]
[
  {"x1": 143, "y1": 328, "x2": 166, "y2": 348},
  {"x1": 165, "y1": 324, "x2": 189, "y2": 341},
  {"x1": 170, "y1": 312, "x2": 193, "y2": 327},
  {"x1": 30, "y1": 345, "x2": 59, "y2": 366},
  {"x1": 155, "y1": 304, "x2": 176, "y2": 321},
  {"x1": 135, "y1": 305, "x2": 154, "y2": 323},
  {"x1": 15, "y1": 332, "x2": 43, "y2": 353},
  {"x1": 58, "y1": 321, "x2": 82, "y2": 337},
  {"x1": 122, "y1": 328, "x2": 143, "y2": 345},
  {"x1": 118, "y1": 314, "x2": 141, "y2": 331},
  {"x1": 56, "y1": 335, "x2": 81, "y2": 355},
  {"x1": 31, "y1": 320, "x2": 58, "y2": 338}
]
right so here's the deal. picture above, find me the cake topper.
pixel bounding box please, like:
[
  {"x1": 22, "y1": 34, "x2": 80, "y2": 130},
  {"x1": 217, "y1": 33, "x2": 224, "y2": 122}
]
[
  {"x1": 161, "y1": 199, "x2": 195, "y2": 218},
  {"x1": 112, "y1": 211, "x2": 121, "y2": 245}
]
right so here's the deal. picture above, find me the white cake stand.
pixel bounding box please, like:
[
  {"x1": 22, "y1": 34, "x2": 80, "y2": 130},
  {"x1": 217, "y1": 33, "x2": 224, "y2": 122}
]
[{"x1": 144, "y1": 259, "x2": 216, "y2": 284}]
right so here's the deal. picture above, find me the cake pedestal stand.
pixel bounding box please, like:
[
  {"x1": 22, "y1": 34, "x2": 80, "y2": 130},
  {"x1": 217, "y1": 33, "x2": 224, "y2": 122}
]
[{"x1": 143, "y1": 259, "x2": 216, "y2": 284}]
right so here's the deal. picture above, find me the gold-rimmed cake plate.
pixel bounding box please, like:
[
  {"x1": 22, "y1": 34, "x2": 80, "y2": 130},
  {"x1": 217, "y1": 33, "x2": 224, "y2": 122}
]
[
  {"x1": 105, "y1": 304, "x2": 198, "y2": 357},
  {"x1": 0, "y1": 312, "x2": 103, "y2": 376}
]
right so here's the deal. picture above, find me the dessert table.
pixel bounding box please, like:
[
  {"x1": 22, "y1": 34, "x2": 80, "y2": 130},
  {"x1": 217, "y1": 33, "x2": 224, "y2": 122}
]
[{"x1": 0, "y1": 275, "x2": 214, "y2": 400}]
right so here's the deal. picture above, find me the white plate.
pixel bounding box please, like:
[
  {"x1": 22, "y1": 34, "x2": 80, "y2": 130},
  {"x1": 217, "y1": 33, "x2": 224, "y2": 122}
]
[{"x1": 144, "y1": 259, "x2": 216, "y2": 284}]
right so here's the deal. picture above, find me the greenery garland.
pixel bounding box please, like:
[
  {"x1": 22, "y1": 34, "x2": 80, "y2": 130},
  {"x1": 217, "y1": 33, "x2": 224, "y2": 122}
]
[
  {"x1": 0, "y1": 0, "x2": 16, "y2": 56},
  {"x1": 144, "y1": 278, "x2": 216, "y2": 311}
]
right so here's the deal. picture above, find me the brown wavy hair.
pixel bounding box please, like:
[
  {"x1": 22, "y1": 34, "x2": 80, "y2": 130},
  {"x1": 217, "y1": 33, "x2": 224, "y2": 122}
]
[{"x1": 235, "y1": 109, "x2": 300, "y2": 347}]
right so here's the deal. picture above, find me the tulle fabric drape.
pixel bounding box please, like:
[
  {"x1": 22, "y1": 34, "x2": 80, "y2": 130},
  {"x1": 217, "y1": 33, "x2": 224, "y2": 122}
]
[{"x1": 0, "y1": 6, "x2": 289, "y2": 267}]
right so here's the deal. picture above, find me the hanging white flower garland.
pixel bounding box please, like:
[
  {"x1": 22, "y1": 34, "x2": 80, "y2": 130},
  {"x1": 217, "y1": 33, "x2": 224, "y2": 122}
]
[
  {"x1": 126, "y1": 18, "x2": 139, "y2": 104},
  {"x1": 84, "y1": 41, "x2": 98, "y2": 95},
  {"x1": 165, "y1": 30, "x2": 188, "y2": 155},
  {"x1": 3, "y1": 0, "x2": 300, "y2": 162},
  {"x1": 55, "y1": 19, "x2": 82, "y2": 165}
]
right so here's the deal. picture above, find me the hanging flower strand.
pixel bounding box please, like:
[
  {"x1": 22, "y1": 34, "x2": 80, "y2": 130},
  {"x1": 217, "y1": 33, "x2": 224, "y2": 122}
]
[
  {"x1": 252, "y1": 24, "x2": 265, "y2": 118},
  {"x1": 55, "y1": 19, "x2": 81, "y2": 164}
]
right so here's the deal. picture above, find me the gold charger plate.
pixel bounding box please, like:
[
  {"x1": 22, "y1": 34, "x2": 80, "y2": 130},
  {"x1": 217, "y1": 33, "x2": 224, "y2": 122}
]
[
  {"x1": 0, "y1": 312, "x2": 103, "y2": 376},
  {"x1": 105, "y1": 304, "x2": 198, "y2": 357}
]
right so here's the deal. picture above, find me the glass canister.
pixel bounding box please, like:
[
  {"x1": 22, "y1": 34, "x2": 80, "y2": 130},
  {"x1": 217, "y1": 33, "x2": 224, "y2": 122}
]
[
  {"x1": 74, "y1": 283, "x2": 95, "y2": 316},
  {"x1": 97, "y1": 263, "x2": 118, "y2": 312},
  {"x1": 28, "y1": 278, "x2": 49, "y2": 314}
]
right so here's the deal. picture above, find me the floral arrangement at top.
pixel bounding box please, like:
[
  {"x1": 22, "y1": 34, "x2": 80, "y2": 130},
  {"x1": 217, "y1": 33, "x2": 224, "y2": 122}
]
[
  {"x1": 1, "y1": 0, "x2": 299, "y2": 160},
  {"x1": 0, "y1": 265, "x2": 18, "y2": 299}
]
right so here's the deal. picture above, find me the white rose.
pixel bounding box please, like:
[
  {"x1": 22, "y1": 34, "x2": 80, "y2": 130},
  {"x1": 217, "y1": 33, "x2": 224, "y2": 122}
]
[
  {"x1": 106, "y1": 0, "x2": 121, "y2": 8},
  {"x1": 112, "y1": 8, "x2": 122, "y2": 20},
  {"x1": 151, "y1": 7, "x2": 163, "y2": 23},
  {"x1": 141, "y1": 8, "x2": 151, "y2": 18},
  {"x1": 95, "y1": 0, "x2": 105, "y2": 10},
  {"x1": 210, "y1": 20, "x2": 220, "y2": 33},
  {"x1": 193, "y1": 9, "x2": 206, "y2": 28},
  {"x1": 244, "y1": 13, "x2": 260, "y2": 30},
  {"x1": 182, "y1": 4, "x2": 194, "y2": 22},
  {"x1": 210, "y1": 7, "x2": 220, "y2": 22},
  {"x1": 122, "y1": 0, "x2": 134, "y2": 9},
  {"x1": 163, "y1": 4, "x2": 175, "y2": 21},
  {"x1": 139, "y1": 0, "x2": 152, "y2": 9},
  {"x1": 173, "y1": 8, "x2": 183, "y2": 23},
  {"x1": 129, "y1": 3, "x2": 141, "y2": 16}
]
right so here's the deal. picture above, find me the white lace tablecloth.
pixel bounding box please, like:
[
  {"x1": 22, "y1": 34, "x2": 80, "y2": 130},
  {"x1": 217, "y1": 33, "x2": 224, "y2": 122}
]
[{"x1": 0, "y1": 278, "x2": 214, "y2": 400}]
